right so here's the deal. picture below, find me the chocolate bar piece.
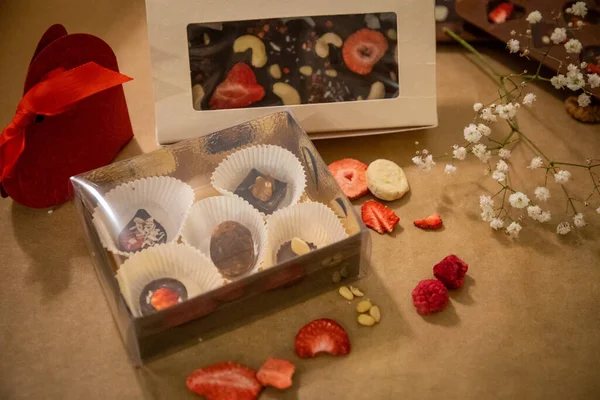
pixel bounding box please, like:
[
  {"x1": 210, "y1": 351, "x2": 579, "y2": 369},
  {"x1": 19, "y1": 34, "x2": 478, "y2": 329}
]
[
  {"x1": 139, "y1": 278, "x2": 187, "y2": 316},
  {"x1": 118, "y1": 209, "x2": 167, "y2": 253},
  {"x1": 234, "y1": 168, "x2": 287, "y2": 214},
  {"x1": 210, "y1": 221, "x2": 256, "y2": 278}
]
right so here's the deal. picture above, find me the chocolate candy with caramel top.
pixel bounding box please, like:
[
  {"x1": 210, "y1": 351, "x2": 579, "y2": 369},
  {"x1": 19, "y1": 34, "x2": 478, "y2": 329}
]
[
  {"x1": 234, "y1": 168, "x2": 287, "y2": 214},
  {"x1": 210, "y1": 221, "x2": 256, "y2": 278},
  {"x1": 139, "y1": 278, "x2": 187, "y2": 316}
]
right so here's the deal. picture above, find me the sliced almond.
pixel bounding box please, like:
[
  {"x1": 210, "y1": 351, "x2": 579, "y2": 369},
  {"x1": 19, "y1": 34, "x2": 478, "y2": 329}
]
[
  {"x1": 358, "y1": 314, "x2": 376, "y2": 326},
  {"x1": 370, "y1": 306, "x2": 381, "y2": 323},
  {"x1": 332, "y1": 271, "x2": 342, "y2": 283},
  {"x1": 356, "y1": 300, "x2": 372, "y2": 313},
  {"x1": 339, "y1": 286, "x2": 354, "y2": 300},
  {"x1": 269, "y1": 64, "x2": 282, "y2": 79},
  {"x1": 349, "y1": 286, "x2": 364, "y2": 297},
  {"x1": 291, "y1": 237, "x2": 311, "y2": 255},
  {"x1": 299, "y1": 66, "x2": 313, "y2": 76}
]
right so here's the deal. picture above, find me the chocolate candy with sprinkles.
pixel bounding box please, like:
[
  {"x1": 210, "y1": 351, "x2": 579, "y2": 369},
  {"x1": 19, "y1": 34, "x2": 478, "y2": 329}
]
[
  {"x1": 139, "y1": 278, "x2": 188, "y2": 316},
  {"x1": 118, "y1": 209, "x2": 167, "y2": 253}
]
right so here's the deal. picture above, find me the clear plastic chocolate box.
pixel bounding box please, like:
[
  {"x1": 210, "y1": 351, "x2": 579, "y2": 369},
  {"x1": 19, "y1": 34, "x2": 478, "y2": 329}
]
[{"x1": 71, "y1": 112, "x2": 370, "y2": 365}]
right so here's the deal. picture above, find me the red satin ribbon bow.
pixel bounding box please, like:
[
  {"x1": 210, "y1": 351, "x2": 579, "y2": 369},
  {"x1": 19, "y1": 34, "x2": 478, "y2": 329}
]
[{"x1": 0, "y1": 61, "x2": 132, "y2": 190}]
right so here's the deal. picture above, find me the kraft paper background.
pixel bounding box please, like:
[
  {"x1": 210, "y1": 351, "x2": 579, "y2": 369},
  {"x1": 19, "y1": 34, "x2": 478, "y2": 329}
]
[{"x1": 1, "y1": 1, "x2": 599, "y2": 399}]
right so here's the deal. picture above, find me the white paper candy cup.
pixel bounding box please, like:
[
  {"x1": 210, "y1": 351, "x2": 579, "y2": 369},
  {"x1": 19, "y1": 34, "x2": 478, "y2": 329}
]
[
  {"x1": 92, "y1": 176, "x2": 195, "y2": 257},
  {"x1": 211, "y1": 145, "x2": 306, "y2": 214},
  {"x1": 181, "y1": 196, "x2": 268, "y2": 280},
  {"x1": 266, "y1": 202, "x2": 348, "y2": 267},
  {"x1": 116, "y1": 243, "x2": 223, "y2": 318}
]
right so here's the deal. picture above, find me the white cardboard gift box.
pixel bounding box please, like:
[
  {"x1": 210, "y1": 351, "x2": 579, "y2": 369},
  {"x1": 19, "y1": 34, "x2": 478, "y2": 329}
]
[{"x1": 145, "y1": 0, "x2": 437, "y2": 144}]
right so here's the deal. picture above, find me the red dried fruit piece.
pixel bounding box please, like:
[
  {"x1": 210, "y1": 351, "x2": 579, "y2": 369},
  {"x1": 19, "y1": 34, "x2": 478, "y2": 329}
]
[
  {"x1": 256, "y1": 358, "x2": 295, "y2": 389},
  {"x1": 210, "y1": 63, "x2": 265, "y2": 110},
  {"x1": 150, "y1": 287, "x2": 179, "y2": 311},
  {"x1": 412, "y1": 279, "x2": 449, "y2": 315},
  {"x1": 489, "y1": 3, "x2": 514, "y2": 24},
  {"x1": 186, "y1": 362, "x2": 262, "y2": 400},
  {"x1": 342, "y1": 29, "x2": 388, "y2": 75},
  {"x1": 433, "y1": 254, "x2": 469, "y2": 290},
  {"x1": 295, "y1": 318, "x2": 351, "y2": 358},
  {"x1": 328, "y1": 158, "x2": 368, "y2": 199},
  {"x1": 413, "y1": 213, "x2": 443, "y2": 230},
  {"x1": 361, "y1": 200, "x2": 400, "y2": 234},
  {"x1": 588, "y1": 64, "x2": 600, "y2": 74}
]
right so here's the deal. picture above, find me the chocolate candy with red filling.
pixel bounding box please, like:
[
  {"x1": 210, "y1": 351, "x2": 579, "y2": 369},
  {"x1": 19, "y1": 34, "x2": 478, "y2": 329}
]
[
  {"x1": 234, "y1": 168, "x2": 287, "y2": 214},
  {"x1": 139, "y1": 278, "x2": 188, "y2": 316},
  {"x1": 118, "y1": 209, "x2": 167, "y2": 253},
  {"x1": 276, "y1": 237, "x2": 317, "y2": 264},
  {"x1": 210, "y1": 221, "x2": 256, "y2": 278}
]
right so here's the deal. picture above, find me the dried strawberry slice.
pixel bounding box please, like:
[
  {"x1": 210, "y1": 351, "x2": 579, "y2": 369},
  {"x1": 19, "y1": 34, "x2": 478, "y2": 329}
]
[
  {"x1": 342, "y1": 29, "x2": 388, "y2": 75},
  {"x1": 210, "y1": 63, "x2": 265, "y2": 110}
]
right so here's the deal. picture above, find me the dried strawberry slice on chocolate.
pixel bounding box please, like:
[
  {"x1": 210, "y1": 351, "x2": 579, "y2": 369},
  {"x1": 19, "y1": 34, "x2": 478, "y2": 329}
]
[
  {"x1": 328, "y1": 158, "x2": 368, "y2": 200},
  {"x1": 295, "y1": 318, "x2": 351, "y2": 358},
  {"x1": 186, "y1": 362, "x2": 262, "y2": 400},
  {"x1": 361, "y1": 200, "x2": 400, "y2": 234},
  {"x1": 209, "y1": 63, "x2": 265, "y2": 110},
  {"x1": 342, "y1": 29, "x2": 388, "y2": 75},
  {"x1": 488, "y1": 3, "x2": 514, "y2": 24}
]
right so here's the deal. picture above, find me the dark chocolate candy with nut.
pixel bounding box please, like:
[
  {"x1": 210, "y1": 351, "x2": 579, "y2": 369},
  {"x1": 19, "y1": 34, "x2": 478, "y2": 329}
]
[
  {"x1": 118, "y1": 209, "x2": 167, "y2": 253},
  {"x1": 210, "y1": 221, "x2": 256, "y2": 278},
  {"x1": 234, "y1": 168, "x2": 287, "y2": 214},
  {"x1": 139, "y1": 278, "x2": 187, "y2": 316},
  {"x1": 276, "y1": 239, "x2": 317, "y2": 264}
]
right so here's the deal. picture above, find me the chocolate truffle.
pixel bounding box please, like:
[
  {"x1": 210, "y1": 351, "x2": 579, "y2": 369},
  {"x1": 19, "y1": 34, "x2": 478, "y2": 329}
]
[
  {"x1": 118, "y1": 209, "x2": 167, "y2": 253},
  {"x1": 139, "y1": 278, "x2": 187, "y2": 316},
  {"x1": 210, "y1": 221, "x2": 256, "y2": 278},
  {"x1": 276, "y1": 237, "x2": 317, "y2": 264},
  {"x1": 234, "y1": 168, "x2": 287, "y2": 214}
]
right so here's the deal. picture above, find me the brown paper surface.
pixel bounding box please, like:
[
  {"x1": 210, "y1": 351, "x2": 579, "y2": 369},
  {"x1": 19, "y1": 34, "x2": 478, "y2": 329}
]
[{"x1": 1, "y1": 1, "x2": 599, "y2": 399}]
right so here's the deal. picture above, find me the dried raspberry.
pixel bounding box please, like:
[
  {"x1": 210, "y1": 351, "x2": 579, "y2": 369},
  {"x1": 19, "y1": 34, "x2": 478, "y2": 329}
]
[
  {"x1": 433, "y1": 254, "x2": 469, "y2": 289},
  {"x1": 411, "y1": 279, "x2": 449, "y2": 315}
]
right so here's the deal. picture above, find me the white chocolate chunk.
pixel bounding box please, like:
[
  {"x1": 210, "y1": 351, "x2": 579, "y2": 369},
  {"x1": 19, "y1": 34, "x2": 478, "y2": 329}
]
[
  {"x1": 315, "y1": 32, "x2": 343, "y2": 58},
  {"x1": 358, "y1": 314, "x2": 376, "y2": 326},
  {"x1": 435, "y1": 5, "x2": 449, "y2": 22},
  {"x1": 233, "y1": 35, "x2": 267, "y2": 68},
  {"x1": 367, "y1": 81, "x2": 385, "y2": 100},
  {"x1": 299, "y1": 66, "x2": 313, "y2": 76},
  {"x1": 273, "y1": 82, "x2": 301, "y2": 105},
  {"x1": 339, "y1": 286, "x2": 354, "y2": 300},
  {"x1": 291, "y1": 237, "x2": 311, "y2": 255},
  {"x1": 364, "y1": 14, "x2": 381, "y2": 30},
  {"x1": 370, "y1": 306, "x2": 381, "y2": 323},
  {"x1": 356, "y1": 300, "x2": 372, "y2": 313},
  {"x1": 366, "y1": 159, "x2": 410, "y2": 201},
  {"x1": 269, "y1": 64, "x2": 282, "y2": 79}
]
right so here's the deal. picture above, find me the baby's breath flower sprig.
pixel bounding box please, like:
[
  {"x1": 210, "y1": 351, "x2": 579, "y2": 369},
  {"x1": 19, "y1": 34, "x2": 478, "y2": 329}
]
[{"x1": 425, "y1": 11, "x2": 599, "y2": 238}]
